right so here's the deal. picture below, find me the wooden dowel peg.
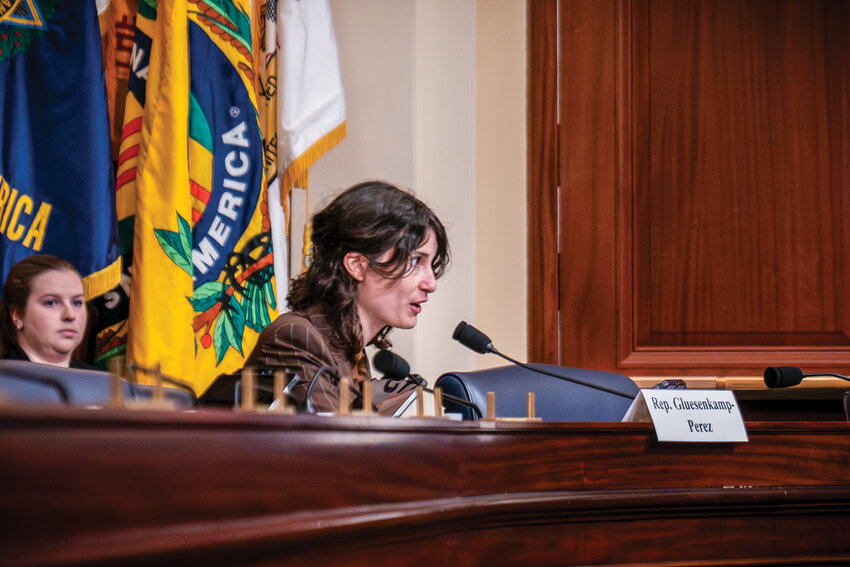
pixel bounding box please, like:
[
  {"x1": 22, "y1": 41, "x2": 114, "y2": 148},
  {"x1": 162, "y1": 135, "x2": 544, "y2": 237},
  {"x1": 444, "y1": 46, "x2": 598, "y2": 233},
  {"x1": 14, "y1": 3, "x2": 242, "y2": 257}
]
[
  {"x1": 486, "y1": 392, "x2": 496, "y2": 420},
  {"x1": 416, "y1": 386, "x2": 424, "y2": 417},
  {"x1": 107, "y1": 355, "x2": 124, "y2": 380},
  {"x1": 434, "y1": 387, "x2": 443, "y2": 417},
  {"x1": 361, "y1": 379, "x2": 373, "y2": 414},
  {"x1": 152, "y1": 363, "x2": 164, "y2": 408},
  {"x1": 109, "y1": 371, "x2": 124, "y2": 408},
  {"x1": 240, "y1": 367, "x2": 255, "y2": 411},
  {"x1": 273, "y1": 370, "x2": 284, "y2": 404},
  {"x1": 271, "y1": 370, "x2": 292, "y2": 413},
  {"x1": 339, "y1": 377, "x2": 352, "y2": 415},
  {"x1": 527, "y1": 392, "x2": 535, "y2": 419}
]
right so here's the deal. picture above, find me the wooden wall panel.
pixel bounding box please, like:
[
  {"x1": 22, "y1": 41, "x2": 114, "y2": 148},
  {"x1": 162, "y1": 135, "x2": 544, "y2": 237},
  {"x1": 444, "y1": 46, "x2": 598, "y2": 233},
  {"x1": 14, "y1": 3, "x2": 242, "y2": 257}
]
[
  {"x1": 557, "y1": 0, "x2": 619, "y2": 370},
  {"x1": 528, "y1": 0, "x2": 560, "y2": 364},
  {"x1": 633, "y1": 0, "x2": 849, "y2": 350},
  {"x1": 530, "y1": 0, "x2": 850, "y2": 375}
]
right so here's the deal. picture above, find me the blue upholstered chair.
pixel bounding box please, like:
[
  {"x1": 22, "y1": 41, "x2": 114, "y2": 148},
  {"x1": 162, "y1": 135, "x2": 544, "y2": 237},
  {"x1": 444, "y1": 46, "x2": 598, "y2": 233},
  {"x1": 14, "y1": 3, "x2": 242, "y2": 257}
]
[
  {"x1": 0, "y1": 359, "x2": 196, "y2": 409},
  {"x1": 434, "y1": 363, "x2": 638, "y2": 422}
]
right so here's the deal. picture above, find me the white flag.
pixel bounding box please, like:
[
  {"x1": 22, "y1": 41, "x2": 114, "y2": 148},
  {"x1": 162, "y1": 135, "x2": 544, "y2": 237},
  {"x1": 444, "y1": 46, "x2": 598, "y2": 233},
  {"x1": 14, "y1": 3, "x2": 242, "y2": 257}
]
[{"x1": 274, "y1": 0, "x2": 346, "y2": 305}]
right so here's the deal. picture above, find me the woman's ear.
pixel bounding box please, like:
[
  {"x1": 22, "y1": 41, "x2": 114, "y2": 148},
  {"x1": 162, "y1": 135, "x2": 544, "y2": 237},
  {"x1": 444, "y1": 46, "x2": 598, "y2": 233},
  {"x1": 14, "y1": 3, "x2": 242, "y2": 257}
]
[
  {"x1": 9, "y1": 308, "x2": 22, "y2": 331},
  {"x1": 343, "y1": 252, "x2": 368, "y2": 282}
]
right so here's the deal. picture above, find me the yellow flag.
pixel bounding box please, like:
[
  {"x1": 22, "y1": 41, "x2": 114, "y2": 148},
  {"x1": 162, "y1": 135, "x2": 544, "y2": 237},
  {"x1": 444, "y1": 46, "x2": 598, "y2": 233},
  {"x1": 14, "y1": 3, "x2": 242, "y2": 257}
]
[{"x1": 127, "y1": 0, "x2": 276, "y2": 394}]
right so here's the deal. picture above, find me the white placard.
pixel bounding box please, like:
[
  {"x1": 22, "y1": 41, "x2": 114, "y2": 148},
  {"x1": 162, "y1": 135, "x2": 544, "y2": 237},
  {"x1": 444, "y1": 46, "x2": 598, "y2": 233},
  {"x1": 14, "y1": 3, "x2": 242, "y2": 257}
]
[{"x1": 622, "y1": 390, "x2": 748, "y2": 442}]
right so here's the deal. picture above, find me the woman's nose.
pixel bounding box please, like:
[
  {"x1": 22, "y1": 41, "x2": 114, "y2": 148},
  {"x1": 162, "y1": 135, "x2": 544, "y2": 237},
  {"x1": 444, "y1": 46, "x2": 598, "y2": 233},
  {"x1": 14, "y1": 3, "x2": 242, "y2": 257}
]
[
  {"x1": 420, "y1": 266, "x2": 437, "y2": 292},
  {"x1": 61, "y1": 303, "x2": 76, "y2": 319}
]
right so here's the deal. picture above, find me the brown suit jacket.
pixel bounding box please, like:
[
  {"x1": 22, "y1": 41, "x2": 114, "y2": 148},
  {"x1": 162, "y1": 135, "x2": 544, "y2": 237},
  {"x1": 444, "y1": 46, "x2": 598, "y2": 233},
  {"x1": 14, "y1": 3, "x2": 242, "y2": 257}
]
[{"x1": 244, "y1": 306, "x2": 370, "y2": 413}]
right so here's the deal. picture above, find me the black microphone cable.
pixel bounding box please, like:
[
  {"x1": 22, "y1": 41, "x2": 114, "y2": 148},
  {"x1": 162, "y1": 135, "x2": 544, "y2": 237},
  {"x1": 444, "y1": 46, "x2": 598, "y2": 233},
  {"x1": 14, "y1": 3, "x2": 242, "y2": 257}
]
[
  {"x1": 373, "y1": 349, "x2": 483, "y2": 418},
  {"x1": 452, "y1": 321, "x2": 635, "y2": 400},
  {"x1": 305, "y1": 366, "x2": 339, "y2": 413}
]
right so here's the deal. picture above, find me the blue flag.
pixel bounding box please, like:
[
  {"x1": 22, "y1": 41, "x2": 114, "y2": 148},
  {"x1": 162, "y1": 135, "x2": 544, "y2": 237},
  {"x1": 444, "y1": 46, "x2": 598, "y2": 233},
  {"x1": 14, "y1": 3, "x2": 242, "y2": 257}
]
[{"x1": 0, "y1": 0, "x2": 120, "y2": 298}]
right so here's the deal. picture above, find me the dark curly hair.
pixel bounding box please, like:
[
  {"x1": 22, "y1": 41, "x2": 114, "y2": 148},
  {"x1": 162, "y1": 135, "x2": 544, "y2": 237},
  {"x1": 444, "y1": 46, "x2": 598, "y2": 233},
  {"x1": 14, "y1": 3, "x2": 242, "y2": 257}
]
[
  {"x1": 287, "y1": 181, "x2": 450, "y2": 357},
  {"x1": 0, "y1": 254, "x2": 82, "y2": 356}
]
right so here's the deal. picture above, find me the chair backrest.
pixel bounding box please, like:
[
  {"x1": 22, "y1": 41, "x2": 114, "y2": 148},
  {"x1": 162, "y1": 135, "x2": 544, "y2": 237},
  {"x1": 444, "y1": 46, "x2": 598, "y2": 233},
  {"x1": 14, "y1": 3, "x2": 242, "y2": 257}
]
[
  {"x1": 200, "y1": 370, "x2": 285, "y2": 409},
  {"x1": 434, "y1": 363, "x2": 638, "y2": 422},
  {"x1": 844, "y1": 391, "x2": 850, "y2": 421},
  {"x1": 0, "y1": 359, "x2": 196, "y2": 409}
]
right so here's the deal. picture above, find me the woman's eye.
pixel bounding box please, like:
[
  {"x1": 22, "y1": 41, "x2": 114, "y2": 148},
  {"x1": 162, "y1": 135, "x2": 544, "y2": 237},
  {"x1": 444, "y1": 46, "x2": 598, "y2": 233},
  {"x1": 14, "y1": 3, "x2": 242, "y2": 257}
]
[
  {"x1": 73, "y1": 300, "x2": 84, "y2": 307},
  {"x1": 410, "y1": 256, "x2": 421, "y2": 268},
  {"x1": 43, "y1": 299, "x2": 56, "y2": 307}
]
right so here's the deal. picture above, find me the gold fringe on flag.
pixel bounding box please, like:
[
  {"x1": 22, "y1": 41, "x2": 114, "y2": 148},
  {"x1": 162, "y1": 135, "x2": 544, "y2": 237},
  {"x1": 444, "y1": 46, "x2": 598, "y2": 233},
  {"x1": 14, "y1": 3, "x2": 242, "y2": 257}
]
[
  {"x1": 279, "y1": 121, "x2": 346, "y2": 205},
  {"x1": 280, "y1": 121, "x2": 345, "y2": 271},
  {"x1": 82, "y1": 256, "x2": 123, "y2": 301}
]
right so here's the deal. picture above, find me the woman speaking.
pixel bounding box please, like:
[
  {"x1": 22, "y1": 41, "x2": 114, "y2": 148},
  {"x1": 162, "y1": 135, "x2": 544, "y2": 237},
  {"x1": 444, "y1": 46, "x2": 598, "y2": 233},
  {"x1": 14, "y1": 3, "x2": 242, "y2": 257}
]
[{"x1": 244, "y1": 180, "x2": 450, "y2": 414}]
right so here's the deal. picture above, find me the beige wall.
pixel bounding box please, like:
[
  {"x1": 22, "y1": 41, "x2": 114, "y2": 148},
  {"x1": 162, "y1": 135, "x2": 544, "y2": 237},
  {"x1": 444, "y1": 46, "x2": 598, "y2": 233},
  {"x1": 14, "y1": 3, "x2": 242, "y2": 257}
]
[
  {"x1": 474, "y1": 0, "x2": 527, "y2": 368},
  {"x1": 308, "y1": 0, "x2": 527, "y2": 383}
]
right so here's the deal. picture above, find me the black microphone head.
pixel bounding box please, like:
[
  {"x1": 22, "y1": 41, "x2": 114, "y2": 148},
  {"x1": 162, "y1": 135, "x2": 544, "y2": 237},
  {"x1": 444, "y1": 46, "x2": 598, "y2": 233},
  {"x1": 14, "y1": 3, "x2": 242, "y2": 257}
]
[
  {"x1": 373, "y1": 349, "x2": 410, "y2": 379},
  {"x1": 452, "y1": 321, "x2": 493, "y2": 355},
  {"x1": 764, "y1": 366, "x2": 805, "y2": 388}
]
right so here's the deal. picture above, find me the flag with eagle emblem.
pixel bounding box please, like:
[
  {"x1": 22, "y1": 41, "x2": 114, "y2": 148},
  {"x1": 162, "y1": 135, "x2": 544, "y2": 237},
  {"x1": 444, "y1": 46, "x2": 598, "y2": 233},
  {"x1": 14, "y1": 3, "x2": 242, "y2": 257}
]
[{"x1": 118, "y1": 0, "x2": 276, "y2": 394}]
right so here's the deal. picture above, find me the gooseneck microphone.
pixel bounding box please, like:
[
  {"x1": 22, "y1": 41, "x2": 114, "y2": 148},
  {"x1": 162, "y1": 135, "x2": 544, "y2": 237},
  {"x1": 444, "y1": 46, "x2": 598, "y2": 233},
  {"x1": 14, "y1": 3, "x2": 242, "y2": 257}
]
[
  {"x1": 373, "y1": 349, "x2": 482, "y2": 416},
  {"x1": 452, "y1": 321, "x2": 496, "y2": 354},
  {"x1": 452, "y1": 321, "x2": 634, "y2": 399},
  {"x1": 764, "y1": 366, "x2": 850, "y2": 388},
  {"x1": 374, "y1": 349, "x2": 411, "y2": 379},
  {"x1": 374, "y1": 349, "x2": 428, "y2": 387}
]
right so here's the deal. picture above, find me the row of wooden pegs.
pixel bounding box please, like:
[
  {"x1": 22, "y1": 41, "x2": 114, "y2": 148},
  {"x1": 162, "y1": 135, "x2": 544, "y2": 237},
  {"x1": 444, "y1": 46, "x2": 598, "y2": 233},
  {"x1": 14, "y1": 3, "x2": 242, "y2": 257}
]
[
  {"x1": 239, "y1": 367, "x2": 542, "y2": 421},
  {"x1": 105, "y1": 358, "x2": 188, "y2": 410},
  {"x1": 100, "y1": 360, "x2": 542, "y2": 421}
]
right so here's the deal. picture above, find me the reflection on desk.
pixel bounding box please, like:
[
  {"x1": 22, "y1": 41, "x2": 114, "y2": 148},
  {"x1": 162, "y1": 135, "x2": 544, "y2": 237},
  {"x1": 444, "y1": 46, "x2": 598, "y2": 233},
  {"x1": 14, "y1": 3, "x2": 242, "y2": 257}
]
[{"x1": 1, "y1": 407, "x2": 850, "y2": 566}]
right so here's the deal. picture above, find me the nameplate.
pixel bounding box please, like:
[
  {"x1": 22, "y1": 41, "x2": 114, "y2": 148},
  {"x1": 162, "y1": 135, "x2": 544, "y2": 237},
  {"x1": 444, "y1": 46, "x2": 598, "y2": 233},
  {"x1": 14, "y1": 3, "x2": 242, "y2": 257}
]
[{"x1": 622, "y1": 390, "x2": 748, "y2": 442}]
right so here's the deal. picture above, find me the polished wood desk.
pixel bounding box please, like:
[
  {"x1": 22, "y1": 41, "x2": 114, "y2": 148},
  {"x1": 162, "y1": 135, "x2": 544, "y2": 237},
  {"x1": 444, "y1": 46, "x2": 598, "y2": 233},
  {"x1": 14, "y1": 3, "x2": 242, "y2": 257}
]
[{"x1": 2, "y1": 406, "x2": 849, "y2": 566}]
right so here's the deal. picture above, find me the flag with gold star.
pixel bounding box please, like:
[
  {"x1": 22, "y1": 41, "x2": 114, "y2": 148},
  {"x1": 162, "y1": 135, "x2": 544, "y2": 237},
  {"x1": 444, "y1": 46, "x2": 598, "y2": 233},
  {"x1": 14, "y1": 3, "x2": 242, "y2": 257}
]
[{"x1": 0, "y1": 0, "x2": 121, "y2": 298}]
